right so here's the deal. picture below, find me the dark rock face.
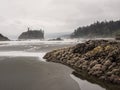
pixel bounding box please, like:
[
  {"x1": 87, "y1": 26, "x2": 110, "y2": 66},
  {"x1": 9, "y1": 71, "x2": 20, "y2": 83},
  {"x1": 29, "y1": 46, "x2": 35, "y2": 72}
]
[
  {"x1": 48, "y1": 37, "x2": 63, "y2": 41},
  {"x1": 0, "y1": 34, "x2": 9, "y2": 41},
  {"x1": 44, "y1": 40, "x2": 120, "y2": 84},
  {"x1": 18, "y1": 30, "x2": 44, "y2": 40}
]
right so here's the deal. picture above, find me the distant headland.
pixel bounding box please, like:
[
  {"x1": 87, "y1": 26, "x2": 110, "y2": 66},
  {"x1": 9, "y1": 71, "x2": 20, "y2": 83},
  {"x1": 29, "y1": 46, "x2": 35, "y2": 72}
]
[
  {"x1": 0, "y1": 33, "x2": 9, "y2": 41},
  {"x1": 71, "y1": 20, "x2": 120, "y2": 38},
  {"x1": 18, "y1": 28, "x2": 44, "y2": 40}
]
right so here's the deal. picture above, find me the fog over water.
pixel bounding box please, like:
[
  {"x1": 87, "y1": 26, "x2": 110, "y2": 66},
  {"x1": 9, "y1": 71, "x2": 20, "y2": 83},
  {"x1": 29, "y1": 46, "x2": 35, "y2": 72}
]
[{"x1": 0, "y1": 0, "x2": 120, "y2": 39}]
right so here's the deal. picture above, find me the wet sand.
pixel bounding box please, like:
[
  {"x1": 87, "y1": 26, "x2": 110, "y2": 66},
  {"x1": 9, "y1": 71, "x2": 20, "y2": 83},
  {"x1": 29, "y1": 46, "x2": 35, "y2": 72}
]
[{"x1": 0, "y1": 57, "x2": 80, "y2": 90}]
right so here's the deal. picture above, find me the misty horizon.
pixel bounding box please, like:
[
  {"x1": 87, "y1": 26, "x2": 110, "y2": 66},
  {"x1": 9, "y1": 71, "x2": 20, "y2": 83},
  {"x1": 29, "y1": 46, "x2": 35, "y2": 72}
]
[{"x1": 0, "y1": 0, "x2": 120, "y2": 39}]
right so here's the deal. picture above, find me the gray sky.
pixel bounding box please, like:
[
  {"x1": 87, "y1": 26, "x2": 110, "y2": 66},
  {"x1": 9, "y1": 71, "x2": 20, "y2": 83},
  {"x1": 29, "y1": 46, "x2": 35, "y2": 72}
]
[{"x1": 0, "y1": 0, "x2": 120, "y2": 39}]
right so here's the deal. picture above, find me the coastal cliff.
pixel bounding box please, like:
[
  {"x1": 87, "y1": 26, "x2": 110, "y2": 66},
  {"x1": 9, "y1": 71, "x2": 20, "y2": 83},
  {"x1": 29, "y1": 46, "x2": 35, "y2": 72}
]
[
  {"x1": 0, "y1": 34, "x2": 9, "y2": 41},
  {"x1": 44, "y1": 40, "x2": 120, "y2": 85}
]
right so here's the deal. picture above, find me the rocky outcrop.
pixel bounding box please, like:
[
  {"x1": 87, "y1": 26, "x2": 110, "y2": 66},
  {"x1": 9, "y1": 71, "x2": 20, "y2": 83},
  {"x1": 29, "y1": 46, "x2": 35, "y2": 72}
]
[
  {"x1": 48, "y1": 37, "x2": 63, "y2": 41},
  {"x1": 44, "y1": 40, "x2": 120, "y2": 84},
  {"x1": 18, "y1": 28, "x2": 44, "y2": 40},
  {"x1": 0, "y1": 34, "x2": 9, "y2": 41}
]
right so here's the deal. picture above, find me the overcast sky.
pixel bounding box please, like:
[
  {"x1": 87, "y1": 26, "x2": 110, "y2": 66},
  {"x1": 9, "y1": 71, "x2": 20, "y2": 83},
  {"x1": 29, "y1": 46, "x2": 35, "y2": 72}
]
[{"x1": 0, "y1": 0, "x2": 120, "y2": 39}]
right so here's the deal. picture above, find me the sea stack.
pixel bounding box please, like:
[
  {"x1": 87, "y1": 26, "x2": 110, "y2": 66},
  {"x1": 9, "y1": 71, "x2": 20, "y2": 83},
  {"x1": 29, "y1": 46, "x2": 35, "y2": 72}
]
[
  {"x1": 18, "y1": 28, "x2": 44, "y2": 40},
  {"x1": 0, "y1": 33, "x2": 9, "y2": 41}
]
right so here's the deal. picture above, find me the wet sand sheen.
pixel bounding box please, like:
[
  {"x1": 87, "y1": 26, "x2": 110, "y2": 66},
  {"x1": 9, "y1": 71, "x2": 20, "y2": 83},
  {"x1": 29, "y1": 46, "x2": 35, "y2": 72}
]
[{"x1": 0, "y1": 57, "x2": 80, "y2": 90}]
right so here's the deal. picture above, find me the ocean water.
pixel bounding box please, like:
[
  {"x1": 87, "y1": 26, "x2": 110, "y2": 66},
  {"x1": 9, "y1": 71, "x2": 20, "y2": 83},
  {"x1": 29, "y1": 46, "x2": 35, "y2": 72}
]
[
  {"x1": 0, "y1": 40, "x2": 78, "y2": 60},
  {"x1": 70, "y1": 74, "x2": 105, "y2": 90}
]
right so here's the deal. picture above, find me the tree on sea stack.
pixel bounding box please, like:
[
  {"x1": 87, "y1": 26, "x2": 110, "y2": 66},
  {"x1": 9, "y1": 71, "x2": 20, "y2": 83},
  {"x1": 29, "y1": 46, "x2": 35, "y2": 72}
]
[{"x1": 18, "y1": 27, "x2": 44, "y2": 40}]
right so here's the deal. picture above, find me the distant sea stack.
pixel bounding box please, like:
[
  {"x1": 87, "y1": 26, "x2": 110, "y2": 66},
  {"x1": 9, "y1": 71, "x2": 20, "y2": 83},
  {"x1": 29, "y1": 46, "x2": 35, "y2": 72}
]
[
  {"x1": 0, "y1": 33, "x2": 9, "y2": 41},
  {"x1": 18, "y1": 28, "x2": 44, "y2": 40}
]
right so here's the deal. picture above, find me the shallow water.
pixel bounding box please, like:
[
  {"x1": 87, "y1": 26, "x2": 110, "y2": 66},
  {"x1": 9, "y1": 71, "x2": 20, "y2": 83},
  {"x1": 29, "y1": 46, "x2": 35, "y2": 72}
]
[
  {"x1": 70, "y1": 74, "x2": 105, "y2": 90},
  {"x1": 0, "y1": 40, "x2": 107, "y2": 90},
  {"x1": 0, "y1": 40, "x2": 77, "y2": 58}
]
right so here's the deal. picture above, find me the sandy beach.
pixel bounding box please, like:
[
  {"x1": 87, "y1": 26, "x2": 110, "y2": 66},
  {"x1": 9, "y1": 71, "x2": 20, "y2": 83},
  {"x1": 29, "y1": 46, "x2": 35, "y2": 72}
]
[{"x1": 0, "y1": 57, "x2": 80, "y2": 90}]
